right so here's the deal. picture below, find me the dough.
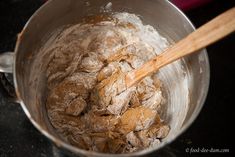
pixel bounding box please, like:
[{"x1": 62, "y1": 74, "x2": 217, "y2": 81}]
[{"x1": 45, "y1": 12, "x2": 170, "y2": 153}]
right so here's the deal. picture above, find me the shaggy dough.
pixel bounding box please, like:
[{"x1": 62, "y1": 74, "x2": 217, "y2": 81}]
[{"x1": 46, "y1": 13, "x2": 169, "y2": 153}]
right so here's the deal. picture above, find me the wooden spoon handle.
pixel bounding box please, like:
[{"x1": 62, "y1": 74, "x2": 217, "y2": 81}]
[{"x1": 126, "y1": 7, "x2": 235, "y2": 88}]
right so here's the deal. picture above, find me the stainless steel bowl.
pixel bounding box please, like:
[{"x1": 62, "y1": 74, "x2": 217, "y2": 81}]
[{"x1": 0, "y1": 0, "x2": 210, "y2": 156}]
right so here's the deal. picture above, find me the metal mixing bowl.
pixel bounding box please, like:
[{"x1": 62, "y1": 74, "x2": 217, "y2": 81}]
[{"x1": 0, "y1": 0, "x2": 210, "y2": 156}]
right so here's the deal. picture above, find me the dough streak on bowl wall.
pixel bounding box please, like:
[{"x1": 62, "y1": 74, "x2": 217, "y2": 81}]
[{"x1": 29, "y1": 9, "x2": 190, "y2": 154}]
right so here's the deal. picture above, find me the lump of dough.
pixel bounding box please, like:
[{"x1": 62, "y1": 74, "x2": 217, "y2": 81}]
[
  {"x1": 47, "y1": 79, "x2": 88, "y2": 110},
  {"x1": 136, "y1": 77, "x2": 156, "y2": 101},
  {"x1": 107, "y1": 44, "x2": 136, "y2": 63},
  {"x1": 107, "y1": 87, "x2": 135, "y2": 115},
  {"x1": 126, "y1": 131, "x2": 142, "y2": 148},
  {"x1": 84, "y1": 113, "x2": 119, "y2": 132},
  {"x1": 79, "y1": 52, "x2": 104, "y2": 73},
  {"x1": 65, "y1": 97, "x2": 87, "y2": 116},
  {"x1": 130, "y1": 92, "x2": 141, "y2": 108},
  {"x1": 137, "y1": 123, "x2": 169, "y2": 147},
  {"x1": 88, "y1": 29, "x2": 126, "y2": 60},
  {"x1": 142, "y1": 90, "x2": 163, "y2": 111},
  {"x1": 148, "y1": 124, "x2": 170, "y2": 138},
  {"x1": 67, "y1": 72, "x2": 97, "y2": 90},
  {"x1": 97, "y1": 62, "x2": 118, "y2": 81},
  {"x1": 119, "y1": 106, "x2": 158, "y2": 133},
  {"x1": 94, "y1": 70, "x2": 126, "y2": 108}
]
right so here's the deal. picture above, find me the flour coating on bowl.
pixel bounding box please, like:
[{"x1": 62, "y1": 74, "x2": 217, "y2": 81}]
[{"x1": 45, "y1": 12, "x2": 170, "y2": 153}]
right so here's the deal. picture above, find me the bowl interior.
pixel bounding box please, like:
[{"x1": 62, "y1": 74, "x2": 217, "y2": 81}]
[{"x1": 15, "y1": 0, "x2": 209, "y2": 156}]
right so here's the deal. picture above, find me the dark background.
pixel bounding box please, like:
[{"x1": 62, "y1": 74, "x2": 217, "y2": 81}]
[{"x1": 0, "y1": 0, "x2": 234, "y2": 156}]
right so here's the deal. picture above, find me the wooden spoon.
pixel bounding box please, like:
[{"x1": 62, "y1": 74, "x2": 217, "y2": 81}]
[{"x1": 125, "y1": 7, "x2": 235, "y2": 88}]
